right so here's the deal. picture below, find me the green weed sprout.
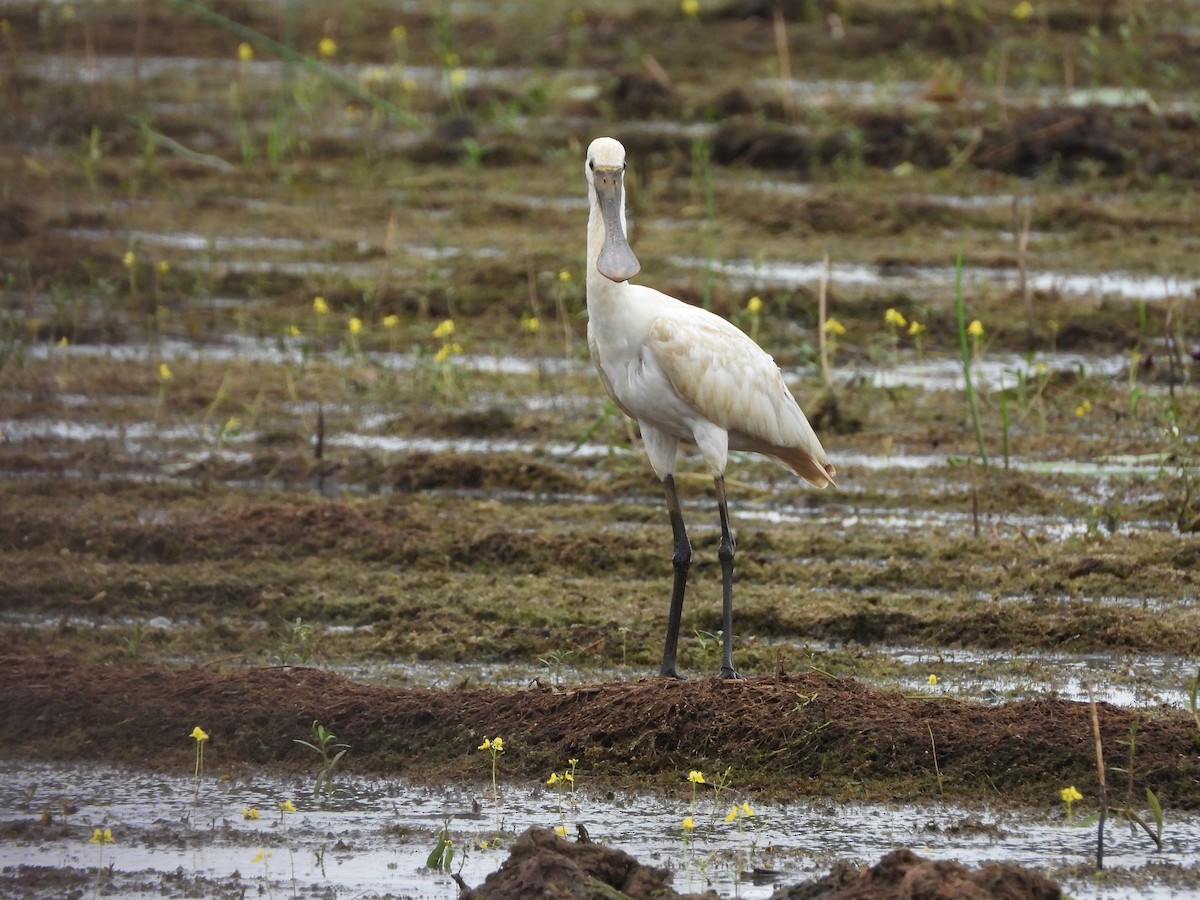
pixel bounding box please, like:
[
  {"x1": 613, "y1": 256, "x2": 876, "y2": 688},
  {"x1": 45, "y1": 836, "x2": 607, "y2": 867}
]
[
  {"x1": 427, "y1": 819, "x2": 454, "y2": 872},
  {"x1": 538, "y1": 648, "x2": 574, "y2": 685},
  {"x1": 294, "y1": 721, "x2": 350, "y2": 797}
]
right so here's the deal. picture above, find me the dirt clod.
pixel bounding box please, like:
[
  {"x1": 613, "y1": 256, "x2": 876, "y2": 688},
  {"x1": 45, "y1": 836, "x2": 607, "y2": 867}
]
[{"x1": 771, "y1": 847, "x2": 1062, "y2": 899}]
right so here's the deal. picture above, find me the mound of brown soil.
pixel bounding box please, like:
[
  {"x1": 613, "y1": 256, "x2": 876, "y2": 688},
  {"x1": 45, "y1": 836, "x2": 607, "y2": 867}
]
[
  {"x1": 1, "y1": 655, "x2": 1197, "y2": 810},
  {"x1": 462, "y1": 829, "x2": 1061, "y2": 900}
]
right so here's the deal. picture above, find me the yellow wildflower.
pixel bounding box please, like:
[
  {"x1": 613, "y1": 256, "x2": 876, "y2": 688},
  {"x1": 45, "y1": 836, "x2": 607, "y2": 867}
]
[
  {"x1": 432, "y1": 319, "x2": 456, "y2": 339},
  {"x1": 156, "y1": 260, "x2": 170, "y2": 274},
  {"x1": 1060, "y1": 786, "x2": 1083, "y2": 803},
  {"x1": 279, "y1": 799, "x2": 297, "y2": 813},
  {"x1": 237, "y1": 42, "x2": 254, "y2": 62},
  {"x1": 391, "y1": 25, "x2": 407, "y2": 41},
  {"x1": 242, "y1": 807, "x2": 260, "y2": 820},
  {"x1": 687, "y1": 770, "x2": 705, "y2": 784},
  {"x1": 885, "y1": 308, "x2": 907, "y2": 328},
  {"x1": 449, "y1": 68, "x2": 467, "y2": 88},
  {"x1": 190, "y1": 726, "x2": 209, "y2": 742},
  {"x1": 927, "y1": 674, "x2": 939, "y2": 686},
  {"x1": 382, "y1": 314, "x2": 400, "y2": 329},
  {"x1": 58, "y1": 336, "x2": 69, "y2": 347},
  {"x1": 724, "y1": 805, "x2": 738, "y2": 823},
  {"x1": 313, "y1": 296, "x2": 329, "y2": 315},
  {"x1": 158, "y1": 363, "x2": 173, "y2": 382},
  {"x1": 478, "y1": 736, "x2": 504, "y2": 752},
  {"x1": 554, "y1": 825, "x2": 567, "y2": 836},
  {"x1": 318, "y1": 37, "x2": 337, "y2": 58},
  {"x1": 547, "y1": 772, "x2": 559, "y2": 785},
  {"x1": 287, "y1": 324, "x2": 301, "y2": 338},
  {"x1": 348, "y1": 316, "x2": 363, "y2": 335},
  {"x1": 823, "y1": 317, "x2": 847, "y2": 337},
  {"x1": 682, "y1": 816, "x2": 695, "y2": 830},
  {"x1": 746, "y1": 296, "x2": 763, "y2": 315},
  {"x1": 1012, "y1": 1, "x2": 1034, "y2": 21},
  {"x1": 681, "y1": 0, "x2": 700, "y2": 17},
  {"x1": 967, "y1": 319, "x2": 984, "y2": 337},
  {"x1": 89, "y1": 827, "x2": 114, "y2": 843},
  {"x1": 1075, "y1": 400, "x2": 1093, "y2": 418},
  {"x1": 740, "y1": 802, "x2": 754, "y2": 817},
  {"x1": 564, "y1": 772, "x2": 574, "y2": 784},
  {"x1": 122, "y1": 251, "x2": 136, "y2": 269},
  {"x1": 559, "y1": 269, "x2": 572, "y2": 283},
  {"x1": 434, "y1": 342, "x2": 462, "y2": 363},
  {"x1": 521, "y1": 313, "x2": 540, "y2": 333},
  {"x1": 251, "y1": 849, "x2": 266, "y2": 863},
  {"x1": 908, "y1": 320, "x2": 926, "y2": 336}
]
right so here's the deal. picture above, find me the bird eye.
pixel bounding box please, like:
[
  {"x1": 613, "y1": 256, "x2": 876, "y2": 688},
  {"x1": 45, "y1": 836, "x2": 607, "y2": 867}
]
[{"x1": 588, "y1": 158, "x2": 595, "y2": 170}]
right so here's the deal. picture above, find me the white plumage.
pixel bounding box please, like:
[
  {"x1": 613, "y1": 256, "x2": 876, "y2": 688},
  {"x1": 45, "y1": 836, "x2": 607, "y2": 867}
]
[{"x1": 583, "y1": 136, "x2": 835, "y2": 679}]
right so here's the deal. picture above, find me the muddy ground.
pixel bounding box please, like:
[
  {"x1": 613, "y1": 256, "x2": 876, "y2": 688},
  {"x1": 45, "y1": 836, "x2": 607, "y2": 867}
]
[{"x1": 2, "y1": 0, "x2": 1200, "y2": 896}]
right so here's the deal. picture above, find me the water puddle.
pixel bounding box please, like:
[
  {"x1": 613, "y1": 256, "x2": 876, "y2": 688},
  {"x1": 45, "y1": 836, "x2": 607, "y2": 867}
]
[
  {"x1": 889, "y1": 646, "x2": 1198, "y2": 709},
  {"x1": 673, "y1": 256, "x2": 1199, "y2": 302},
  {"x1": 1, "y1": 759, "x2": 1193, "y2": 899}
]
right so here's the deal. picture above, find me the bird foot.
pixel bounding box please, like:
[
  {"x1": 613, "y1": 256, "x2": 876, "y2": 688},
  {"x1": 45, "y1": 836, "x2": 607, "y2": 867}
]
[
  {"x1": 658, "y1": 667, "x2": 687, "y2": 681},
  {"x1": 717, "y1": 667, "x2": 743, "y2": 680}
]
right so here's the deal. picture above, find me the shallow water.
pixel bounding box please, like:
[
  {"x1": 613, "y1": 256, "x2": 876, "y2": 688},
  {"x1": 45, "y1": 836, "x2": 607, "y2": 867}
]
[
  {"x1": 674, "y1": 256, "x2": 1200, "y2": 303},
  {"x1": 1, "y1": 759, "x2": 1193, "y2": 899}
]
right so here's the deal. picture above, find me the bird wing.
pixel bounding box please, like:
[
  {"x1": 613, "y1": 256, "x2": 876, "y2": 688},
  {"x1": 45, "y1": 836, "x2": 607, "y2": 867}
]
[{"x1": 647, "y1": 312, "x2": 836, "y2": 488}]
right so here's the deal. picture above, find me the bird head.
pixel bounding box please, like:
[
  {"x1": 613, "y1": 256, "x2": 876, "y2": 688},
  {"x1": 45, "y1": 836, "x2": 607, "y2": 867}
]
[{"x1": 586, "y1": 137, "x2": 641, "y2": 284}]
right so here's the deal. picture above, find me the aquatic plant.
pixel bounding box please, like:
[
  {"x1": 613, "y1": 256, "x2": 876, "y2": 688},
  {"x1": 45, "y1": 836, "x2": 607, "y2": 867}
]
[
  {"x1": 686, "y1": 769, "x2": 705, "y2": 821},
  {"x1": 478, "y1": 736, "x2": 504, "y2": 801},
  {"x1": 189, "y1": 725, "x2": 209, "y2": 782},
  {"x1": 427, "y1": 819, "x2": 454, "y2": 872},
  {"x1": 294, "y1": 721, "x2": 351, "y2": 797},
  {"x1": 884, "y1": 307, "x2": 906, "y2": 362},
  {"x1": 745, "y1": 295, "x2": 763, "y2": 343},
  {"x1": 537, "y1": 647, "x2": 574, "y2": 685},
  {"x1": 88, "y1": 826, "x2": 114, "y2": 881},
  {"x1": 1059, "y1": 785, "x2": 1082, "y2": 822},
  {"x1": 250, "y1": 848, "x2": 271, "y2": 897},
  {"x1": 704, "y1": 765, "x2": 733, "y2": 825},
  {"x1": 954, "y1": 255, "x2": 989, "y2": 466},
  {"x1": 272, "y1": 617, "x2": 317, "y2": 666}
]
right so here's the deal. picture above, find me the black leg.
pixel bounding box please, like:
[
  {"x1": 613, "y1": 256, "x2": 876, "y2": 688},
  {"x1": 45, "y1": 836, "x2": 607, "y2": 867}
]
[
  {"x1": 715, "y1": 475, "x2": 741, "y2": 679},
  {"x1": 659, "y1": 474, "x2": 691, "y2": 679}
]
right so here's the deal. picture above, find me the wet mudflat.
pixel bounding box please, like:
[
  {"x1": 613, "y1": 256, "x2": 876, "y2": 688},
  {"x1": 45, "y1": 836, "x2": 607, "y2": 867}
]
[{"x1": 2, "y1": 0, "x2": 1200, "y2": 897}]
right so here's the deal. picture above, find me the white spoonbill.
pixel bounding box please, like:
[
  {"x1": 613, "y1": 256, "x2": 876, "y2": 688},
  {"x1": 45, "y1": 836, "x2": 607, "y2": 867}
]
[{"x1": 583, "y1": 136, "x2": 836, "y2": 680}]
